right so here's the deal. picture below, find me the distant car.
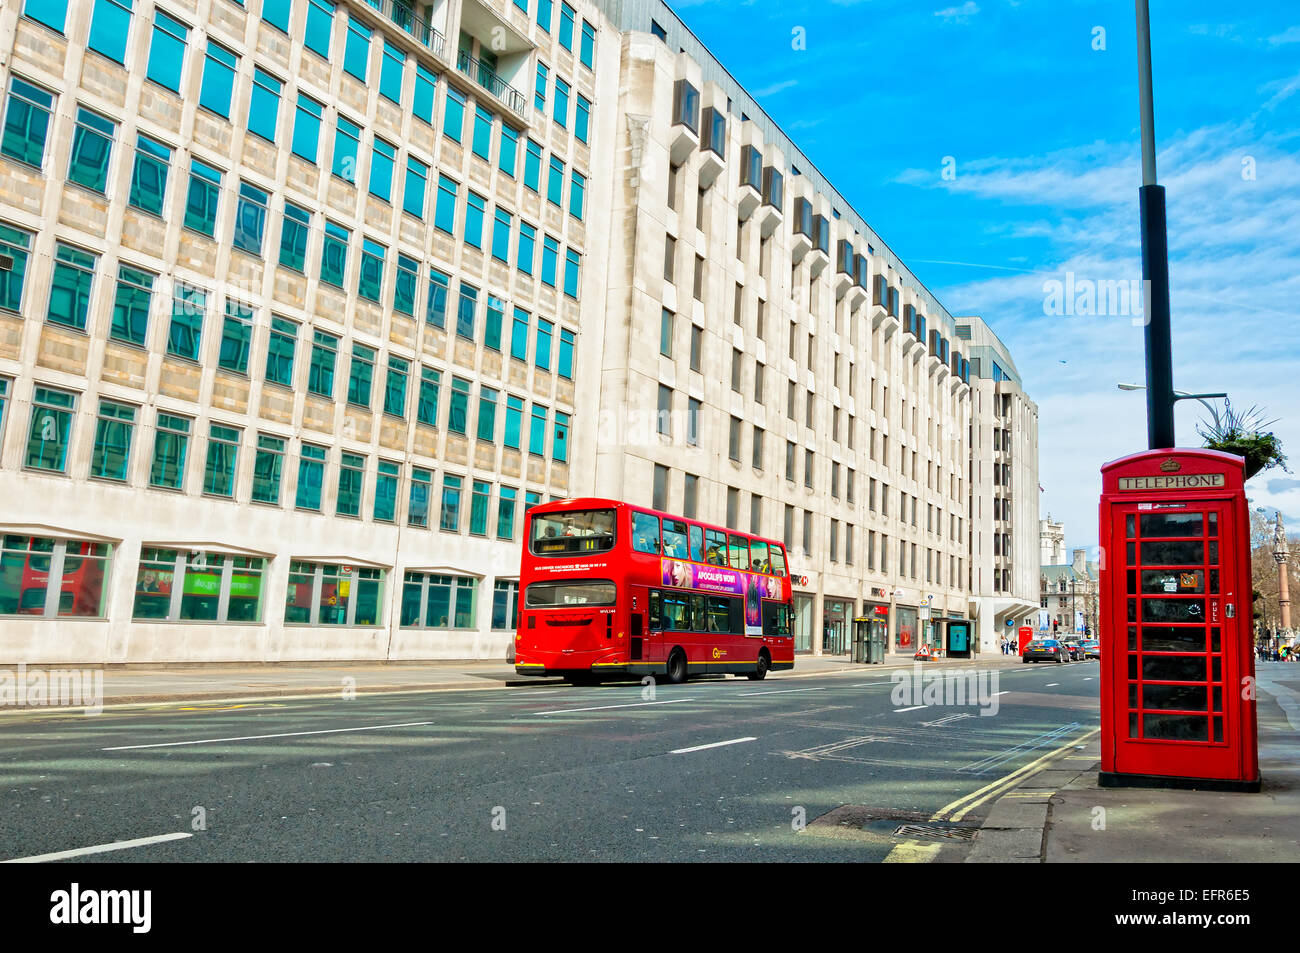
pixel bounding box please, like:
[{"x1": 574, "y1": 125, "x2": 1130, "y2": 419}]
[
  {"x1": 1082, "y1": 640, "x2": 1101, "y2": 660},
  {"x1": 1023, "y1": 639, "x2": 1069, "y2": 663},
  {"x1": 1061, "y1": 639, "x2": 1087, "y2": 661}
]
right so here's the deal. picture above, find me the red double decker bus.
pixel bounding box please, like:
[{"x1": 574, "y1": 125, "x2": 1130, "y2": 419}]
[{"x1": 515, "y1": 498, "x2": 795, "y2": 683}]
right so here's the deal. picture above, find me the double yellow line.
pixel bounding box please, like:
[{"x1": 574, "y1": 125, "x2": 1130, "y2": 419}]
[{"x1": 882, "y1": 726, "x2": 1099, "y2": 863}]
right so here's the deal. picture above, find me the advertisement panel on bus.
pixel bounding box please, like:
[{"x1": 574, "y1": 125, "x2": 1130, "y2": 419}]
[{"x1": 659, "y1": 559, "x2": 783, "y2": 636}]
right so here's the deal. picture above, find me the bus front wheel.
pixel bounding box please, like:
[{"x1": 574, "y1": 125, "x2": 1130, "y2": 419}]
[
  {"x1": 666, "y1": 649, "x2": 688, "y2": 685},
  {"x1": 748, "y1": 652, "x2": 770, "y2": 681}
]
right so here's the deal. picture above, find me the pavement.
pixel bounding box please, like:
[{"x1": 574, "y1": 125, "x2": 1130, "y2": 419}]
[
  {"x1": 0, "y1": 652, "x2": 986, "y2": 711},
  {"x1": 967, "y1": 662, "x2": 1300, "y2": 863}
]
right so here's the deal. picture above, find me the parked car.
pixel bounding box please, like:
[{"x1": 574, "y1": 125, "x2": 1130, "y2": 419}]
[
  {"x1": 1023, "y1": 639, "x2": 1070, "y2": 663},
  {"x1": 1082, "y1": 640, "x2": 1101, "y2": 660},
  {"x1": 1061, "y1": 639, "x2": 1087, "y2": 661}
]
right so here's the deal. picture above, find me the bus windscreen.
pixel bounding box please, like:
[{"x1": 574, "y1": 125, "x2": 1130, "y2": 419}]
[{"x1": 530, "y1": 509, "x2": 616, "y2": 555}]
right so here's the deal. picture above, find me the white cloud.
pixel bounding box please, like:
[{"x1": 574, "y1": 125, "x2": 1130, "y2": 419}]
[
  {"x1": 1267, "y1": 26, "x2": 1300, "y2": 45},
  {"x1": 934, "y1": 2, "x2": 980, "y2": 24},
  {"x1": 753, "y1": 78, "x2": 799, "y2": 98}
]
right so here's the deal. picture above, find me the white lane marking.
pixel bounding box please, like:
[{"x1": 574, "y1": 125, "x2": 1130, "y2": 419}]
[
  {"x1": 3, "y1": 832, "x2": 192, "y2": 863},
  {"x1": 102, "y1": 721, "x2": 434, "y2": 750},
  {"x1": 738, "y1": 686, "x2": 828, "y2": 697},
  {"x1": 893, "y1": 706, "x2": 927, "y2": 713},
  {"x1": 671, "y1": 736, "x2": 757, "y2": 755},
  {"x1": 992, "y1": 691, "x2": 1010, "y2": 696},
  {"x1": 1046, "y1": 683, "x2": 1060, "y2": 687},
  {"x1": 533, "y1": 698, "x2": 693, "y2": 716},
  {"x1": 1081, "y1": 677, "x2": 1095, "y2": 681}
]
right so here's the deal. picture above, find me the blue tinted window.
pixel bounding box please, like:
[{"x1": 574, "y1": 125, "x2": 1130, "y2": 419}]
[
  {"x1": 292, "y1": 94, "x2": 323, "y2": 162},
  {"x1": 1, "y1": 77, "x2": 55, "y2": 168},
  {"x1": 403, "y1": 157, "x2": 428, "y2": 218},
  {"x1": 305, "y1": 0, "x2": 334, "y2": 58},
  {"x1": 380, "y1": 42, "x2": 405, "y2": 103},
  {"x1": 183, "y1": 160, "x2": 222, "y2": 236},
  {"x1": 23, "y1": 0, "x2": 66, "y2": 32},
  {"x1": 472, "y1": 106, "x2": 493, "y2": 161},
  {"x1": 68, "y1": 108, "x2": 115, "y2": 194},
  {"x1": 443, "y1": 87, "x2": 465, "y2": 143},
  {"x1": 369, "y1": 137, "x2": 395, "y2": 201},
  {"x1": 517, "y1": 223, "x2": 535, "y2": 276},
  {"x1": 233, "y1": 182, "x2": 269, "y2": 255},
  {"x1": 198, "y1": 41, "x2": 237, "y2": 116},
  {"x1": 263, "y1": 0, "x2": 292, "y2": 33},
  {"x1": 129, "y1": 134, "x2": 170, "y2": 215},
  {"x1": 464, "y1": 192, "x2": 485, "y2": 248},
  {"x1": 332, "y1": 116, "x2": 360, "y2": 182},
  {"x1": 564, "y1": 249, "x2": 580, "y2": 299},
  {"x1": 359, "y1": 239, "x2": 385, "y2": 303},
  {"x1": 499, "y1": 125, "x2": 518, "y2": 177},
  {"x1": 344, "y1": 17, "x2": 371, "y2": 80},
  {"x1": 413, "y1": 65, "x2": 436, "y2": 124},
  {"x1": 434, "y1": 175, "x2": 458, "y2": 234},
  {"x1": 248, "y1": 68, "x2": 283, "y2": 142},
  {"x1": 89, "y1": 0, "x2": 133, "y2": 63},
  {"x1": 147, "y1": 10, "x2": 188, "y2": 93}
]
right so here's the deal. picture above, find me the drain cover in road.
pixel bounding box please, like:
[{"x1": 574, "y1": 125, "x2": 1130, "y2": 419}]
[{"x1": 893, "y1": 823, "x2": 979, "y2": 840}]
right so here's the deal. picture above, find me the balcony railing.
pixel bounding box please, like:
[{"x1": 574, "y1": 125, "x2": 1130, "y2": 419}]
[
  {"x1": 456, "y1": 50, "x2": 528, "y2": 118},
  {"x1": 365, "y1": 0, "x2": 446, "y2": 60}
]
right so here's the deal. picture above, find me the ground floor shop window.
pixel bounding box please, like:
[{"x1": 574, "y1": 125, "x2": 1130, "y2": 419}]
[
  {"x1": 132, "y1": 550, "x2": 266, "y2": 622},
  {"x1": 792, "y1": 593, "x2": 813, "y2": 652},
  {"x1": 400, "y1": 573, "x2": 476, "y2": 628},
  {"x1": 0, "y1": 535, "x2": 111, "y2": 618},
  {"x1": 823, "y1": 598, "x2": 851, "y2": 654},
  {"x1": 285, "y1": 561, "x2": 383, "y2": 626},
  {"x1": 895, "y1": 606, "x2": 918, "y2": 652}
]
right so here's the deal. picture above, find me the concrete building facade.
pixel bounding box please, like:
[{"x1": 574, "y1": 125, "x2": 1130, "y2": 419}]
[
  {"x1": 0, "y1": 0, "x2": 1025, "y2": 664},
  {"x1": 956, "y1": 314, "x2": 1040, "y2": 651}
]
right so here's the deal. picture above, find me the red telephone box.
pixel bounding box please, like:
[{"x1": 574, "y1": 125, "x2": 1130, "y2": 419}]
[
  {"x1": 1098, "y1": 449, "x2": 1259, "y2": 791},
  {"x1": 1017, "y1": 626, "x2": 1034, "y2": 655}
]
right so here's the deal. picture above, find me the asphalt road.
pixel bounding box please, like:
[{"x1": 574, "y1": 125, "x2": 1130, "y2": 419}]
[{"x1": 0, "y1": 658, "x2": 1101, "y2": 862}]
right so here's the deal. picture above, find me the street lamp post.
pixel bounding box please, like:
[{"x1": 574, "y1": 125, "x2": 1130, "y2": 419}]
[
  {"x1": 1275, "y1": 513, "x2": 1292, "y2": 640},
  {"x1": 1135, "y1": 1, "x2": 1175, "y2": 450}
]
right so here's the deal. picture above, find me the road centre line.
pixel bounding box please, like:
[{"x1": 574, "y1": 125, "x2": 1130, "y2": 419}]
[
  {"x1": 893, "y1": 706, "x2": 927, "y2": 713},
  {"x1": 102, "y1": 721, "x2": 435, "y2": 750},
  {"x1": 3, "y1": 832, "x2": 192, "y2": 863},
  {"x1": 532, "y1": 698, "x2": 693, "y2": 715},
  {"x1": 671, "y1": 737, "x2": 757, "y2": 754}
]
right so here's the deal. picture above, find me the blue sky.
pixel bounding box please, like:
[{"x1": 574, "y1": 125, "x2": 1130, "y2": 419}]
[{"x1": 670, "y1": 0, "x2": 1300, "y2": 554}]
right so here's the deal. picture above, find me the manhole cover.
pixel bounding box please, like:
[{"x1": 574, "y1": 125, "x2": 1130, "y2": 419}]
[{"x1": 893, "y1": 823, "x2": 979, "y2": 841}]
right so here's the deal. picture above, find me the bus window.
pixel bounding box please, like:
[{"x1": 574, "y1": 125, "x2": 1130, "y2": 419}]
[
  {"x1": 704, "y1": 529, "x2": 727, "y2": 566},
  {"x1": 689, "y1": 525, "x2": 703, "y2": 563},
  {"x1": 707, "y1": 597, "x2": 730, "y2": 633},
  {"x1": 763, "y1": 602, "x2": 791, "y2": 636},
  {"x1": 531, "y1": 508, "x2": 616, "y2": 554},
  {"x1": 769, "y1": 545, "x2": 787, "y2": 578},
  {"x1": 750, "y1": 540, "x2": 769, "y2": 574},
  {"x1": 728, "y1": 535, "x2": 750, "y2": 571},
  {"x1": 525, "y1": 580, "x2": 617, "y2": 606},
  {"x1": 729, "y1": 596, "x2": 744, "y2": 633},
  {"x1": 662, "y1": 520, "x2": 689, "y2": 559},
  {"x1": 632, "y1": 512, "x2": 661, "y2": 555},
  {"x1": 649, "y1": 590, "x2": 662, "y2": 630},
  {"x1": 662, "y1": 593, "x2": 688, "y2": 630},
  {"x1": 689, "y1": 594, "x2": 707, "y2": 631}
]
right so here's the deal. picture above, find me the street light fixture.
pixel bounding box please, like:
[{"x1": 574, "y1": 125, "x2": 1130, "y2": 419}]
[{"x1": 1116, "y1": 383, "x2": 1230, "y2": 431}]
